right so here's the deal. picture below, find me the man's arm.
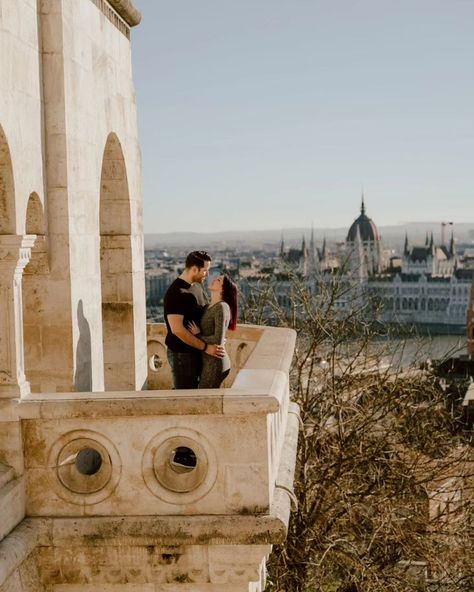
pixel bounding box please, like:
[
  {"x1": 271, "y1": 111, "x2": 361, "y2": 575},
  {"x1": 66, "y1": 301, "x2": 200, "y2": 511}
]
[{"x1": 167, "y1": 314, "x2": 224, "y2": 358}]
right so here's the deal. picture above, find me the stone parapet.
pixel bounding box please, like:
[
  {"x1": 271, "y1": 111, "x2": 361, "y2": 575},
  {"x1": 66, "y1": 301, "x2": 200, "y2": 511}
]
[
  {"x1": 0, "y1": 403, "x2": 298, "y2": 590},
  {"x1": 146, "y1": 323, "x2": 293, "y2": 389},
  {"x1": 17, "y1": 326, "x2": 295, "y2": 518},
  {"x1": 0, "y1": 325, "x2": 299, "y2": 591}
]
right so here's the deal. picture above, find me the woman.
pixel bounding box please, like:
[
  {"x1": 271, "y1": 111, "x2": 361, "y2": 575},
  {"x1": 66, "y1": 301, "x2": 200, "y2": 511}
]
[{"x1": 188, "y1": 274, "x2": 238, "y2": 388}]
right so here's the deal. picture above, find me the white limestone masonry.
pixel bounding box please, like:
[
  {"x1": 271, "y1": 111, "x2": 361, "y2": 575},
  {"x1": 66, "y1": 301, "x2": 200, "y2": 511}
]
[{"x1": 0, "y1": 1, "x2": 299, "y2": 590}]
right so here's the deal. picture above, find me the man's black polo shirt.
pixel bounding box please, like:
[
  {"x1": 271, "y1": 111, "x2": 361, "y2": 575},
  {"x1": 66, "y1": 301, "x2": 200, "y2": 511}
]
[{"x1": 164, "y1": 278, "x2": 204, "y2": 353}]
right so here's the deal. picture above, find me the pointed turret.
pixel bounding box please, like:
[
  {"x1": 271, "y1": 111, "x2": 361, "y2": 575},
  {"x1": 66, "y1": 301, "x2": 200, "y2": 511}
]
[
  {"x1": 449, "y1": 230, "x2": 456, "y2": 257},
  {"x1": 404, "y1": 232, "x2": 409, "y2": 256},
  {"x1": 308, "y1": 225, "x2": 318, "y2": 274},
  {"x1": 299, "y1": 234, "x2": 308, "y2": 276},
  {"x1": 309, "y1": 226, "x2": 315, "y2": 252},
  {"x1": 360, "y1": 191, "x2": 366, "y2": 216},
  {"x1": 279, "y1": 232, "x2": 285, "y2": 259}
]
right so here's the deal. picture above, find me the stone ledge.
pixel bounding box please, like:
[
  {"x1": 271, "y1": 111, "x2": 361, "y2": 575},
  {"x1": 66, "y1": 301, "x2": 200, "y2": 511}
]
[
  {"x1": 0, "y1": 401, "x2": 299, "y2": 587},
  {"x1": 17, "y1": 368, "x2": 289, "y2": 418},
  {"x1": 270, "y1": 402, "x2": 300, "y2": 528},
  {"x1": 245, "y1": 326, "x2": 296, "y2": 375},
  {"x1": 0, "y1": 465, "x2": 14, "y2": 490},
  {"x1": 17, "y1": 389, "x2": 280, "y2": 419},
  {"x1": 0, "y1": 519, "x2": 40, "y2": 588},
  {"x1": 0, "y1": 477, "x2": 25, "y2": 543},
  {"x1": 108, "y1": 0, "x2": 141, "y2": 26},
  {"x1": 35, "y1": 514, "x2": 287, "y2": 548}
]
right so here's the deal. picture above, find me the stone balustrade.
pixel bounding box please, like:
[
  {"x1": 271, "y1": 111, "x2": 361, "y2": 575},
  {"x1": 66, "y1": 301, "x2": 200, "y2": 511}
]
[
  {"x1": 146, "y1": 323, "x2": 265, "y2": 390},
  {"x1": 0, "y1": 324, "x2": 299, "y2": 591}
]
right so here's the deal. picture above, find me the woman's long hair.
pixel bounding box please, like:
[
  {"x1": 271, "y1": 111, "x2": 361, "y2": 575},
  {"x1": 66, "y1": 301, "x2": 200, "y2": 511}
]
[{"x1": 222, "y1": 275, "x2": 238, "y2": 330}]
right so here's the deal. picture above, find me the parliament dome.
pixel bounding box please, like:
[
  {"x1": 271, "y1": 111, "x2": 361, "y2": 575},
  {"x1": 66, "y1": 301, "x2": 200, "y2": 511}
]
[{"x1": 346, "y1": 198, "x2": 380, "y2": 242}]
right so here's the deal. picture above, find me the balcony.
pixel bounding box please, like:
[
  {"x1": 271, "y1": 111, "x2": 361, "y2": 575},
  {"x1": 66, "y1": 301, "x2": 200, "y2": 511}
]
[{"x1": 0, "y1": 324, "x2": 299, "y2": 591}]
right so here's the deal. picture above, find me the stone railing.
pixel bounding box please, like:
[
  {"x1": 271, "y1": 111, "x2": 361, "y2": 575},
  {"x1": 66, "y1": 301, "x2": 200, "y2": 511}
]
[
  {"x1": 146, "y1": 322, "x2": 295, "y2": 492},
  {"x1": 146, "y1": 323, "x2": 265, "y2": 389},
  {"x1": 0, "y1": 324, "x2": 299, "y2": 591}
]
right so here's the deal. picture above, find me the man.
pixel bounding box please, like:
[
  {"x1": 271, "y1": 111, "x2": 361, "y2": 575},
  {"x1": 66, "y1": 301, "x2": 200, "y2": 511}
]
[{"x1": 164, "y1": 250, "x2": 225, "y2": 389}]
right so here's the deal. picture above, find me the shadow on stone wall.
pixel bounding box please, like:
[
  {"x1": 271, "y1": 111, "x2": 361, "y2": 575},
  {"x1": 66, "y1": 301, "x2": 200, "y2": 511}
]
[{"x1": 74, "y1": 299, "x2": 92, "y2": 391}]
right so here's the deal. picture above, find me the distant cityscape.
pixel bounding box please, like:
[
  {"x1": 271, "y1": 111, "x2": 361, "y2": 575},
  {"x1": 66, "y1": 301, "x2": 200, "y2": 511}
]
[{"x1": 145, "y1": 200, "x2": 474, "y2": 334}]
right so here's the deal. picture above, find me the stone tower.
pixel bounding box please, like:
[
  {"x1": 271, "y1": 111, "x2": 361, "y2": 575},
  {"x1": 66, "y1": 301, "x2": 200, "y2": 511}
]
[
  {"x1": 346, "y1": 195, "x2": 382, "y2": 276},
  {"x1": 0, "y1": 2, "x2": 298, "y2": 591}
]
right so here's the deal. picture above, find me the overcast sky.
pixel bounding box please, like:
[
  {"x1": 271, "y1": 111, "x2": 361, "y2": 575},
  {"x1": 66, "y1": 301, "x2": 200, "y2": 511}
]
[{"x1": 131, "y1": 1, "x2": 474, "y2": 234}]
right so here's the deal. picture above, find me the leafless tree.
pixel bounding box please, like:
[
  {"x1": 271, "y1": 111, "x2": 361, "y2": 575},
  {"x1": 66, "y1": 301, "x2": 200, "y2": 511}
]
[{"x1": 242, "y1": 270, "x2": 474, "y2": 592}]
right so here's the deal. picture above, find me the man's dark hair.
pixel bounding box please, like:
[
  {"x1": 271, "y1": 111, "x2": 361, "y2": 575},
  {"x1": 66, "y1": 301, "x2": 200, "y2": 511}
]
[{"x1": 185, "y1": 250, "x2": 212, "y2": 269}]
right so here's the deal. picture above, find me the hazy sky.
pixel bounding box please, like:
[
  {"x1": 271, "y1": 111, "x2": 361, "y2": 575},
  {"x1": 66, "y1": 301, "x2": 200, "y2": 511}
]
[{"x1": 131, "y1": 1, "x2": 474, "y2": 234}]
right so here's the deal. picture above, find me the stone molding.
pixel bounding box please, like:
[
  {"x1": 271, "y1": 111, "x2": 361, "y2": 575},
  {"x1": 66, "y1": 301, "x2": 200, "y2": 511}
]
[
  {"x1": 0, "y1": 519, "x2": 41, "y2": 587},
  {"x1": 17, "y1": 376, "x2": 284, "y2": 417},
  {"x1": 108, "y1": 0, "x2": 142, "y2": 26},
  {"x1": 0, "y1": 235, "x2": 36, "y2": 398},
  {"x1": 34, "y1": 543, "x2": 270, "y2": 587},
  {"x1": 89, "y1": 0, "x2": 141, "y2": 40},
  {"x1": 0, "y1": 235, "x2": 36, "y2": 276},
  {"x1": 0, "y1": 516, "x2": 276, "y2": 588}
]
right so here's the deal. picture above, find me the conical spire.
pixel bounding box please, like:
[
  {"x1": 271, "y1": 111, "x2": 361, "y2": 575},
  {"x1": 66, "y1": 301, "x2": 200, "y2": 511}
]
[
  {"x1": 450, "y1": 230, "x2": 455, "y2": 257},
  {"x1": 308, "y1": 224, "x2": 319, "y2": 273},
  {"x1": 404, "y1": 232, "x2": 409, "y2": 256},
  {"x1": 360, "y1": 191, "x2": 366, "y2": 216},
  {"x1": 429, "y1": 232, "x2": 435, "y2": 254},
  {"x1": 321, "y1": 235, "x2": 327, "y2": 258},
  {"x1": 301, "y1": 234, "x2": 307, "y2": 256}
]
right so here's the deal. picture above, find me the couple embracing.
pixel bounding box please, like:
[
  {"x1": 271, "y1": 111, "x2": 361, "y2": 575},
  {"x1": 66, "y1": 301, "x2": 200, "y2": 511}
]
[{"x1": 164, "y1": 250, "x2": 238, "y2": 389}]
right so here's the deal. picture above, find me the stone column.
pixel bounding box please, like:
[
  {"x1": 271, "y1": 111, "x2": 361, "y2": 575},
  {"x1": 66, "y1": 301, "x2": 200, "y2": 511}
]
[{"x1": 0, "y1": 235, "x2": 36, "y2": 398}]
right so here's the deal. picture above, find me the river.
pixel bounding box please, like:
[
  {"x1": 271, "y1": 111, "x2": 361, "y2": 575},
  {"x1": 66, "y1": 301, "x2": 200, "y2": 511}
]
[{"x1": 377, "y1": 334, "x2": 467, "y2": 369}]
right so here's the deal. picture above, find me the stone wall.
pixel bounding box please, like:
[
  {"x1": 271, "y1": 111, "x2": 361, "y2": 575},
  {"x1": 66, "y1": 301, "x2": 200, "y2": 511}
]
[
  {"x1": 1, "y1": 324, "x2": 299, "y2": 591},
  {"x1": 0, "y1": 0, "x2": 45, "y2": 234},
  {"x1": 0, "y1": 2, "x2": 299, "y2": 590},
  {"x1": 39, "y1": 0, "x2": 147, "y2": 393},
  {"x1": 0, "y1": 0, "x2": 146, "y2": 395}
]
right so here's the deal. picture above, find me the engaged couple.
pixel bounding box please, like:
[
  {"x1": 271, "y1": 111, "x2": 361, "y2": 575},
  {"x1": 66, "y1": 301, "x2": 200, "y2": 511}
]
[{"x1": 164, "y1": 250, "x2": 238, "y2": 389}]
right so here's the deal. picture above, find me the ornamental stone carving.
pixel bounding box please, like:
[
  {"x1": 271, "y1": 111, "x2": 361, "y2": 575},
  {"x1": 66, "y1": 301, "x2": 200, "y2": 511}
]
[{"x1": 0, "y1": 235, "x2": 35, "y2": 398}]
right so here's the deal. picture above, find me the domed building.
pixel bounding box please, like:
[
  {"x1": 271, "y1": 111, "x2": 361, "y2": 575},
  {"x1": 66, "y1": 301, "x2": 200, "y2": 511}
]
[{"x1": 346, "y1": 196, "x2": 383, "y2": 275}]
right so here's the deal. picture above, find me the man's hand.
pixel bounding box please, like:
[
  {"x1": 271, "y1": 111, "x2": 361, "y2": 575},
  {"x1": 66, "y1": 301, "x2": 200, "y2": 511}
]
[
  {"x1": 205, "y1": 343, "x2": 225, "y2": 358},
  {"x1": 187, "y1": 320, "x2": 201, "y2": 335},
  {"x1": 167, "y1": 314, "x2": 207, "y2": 351}
]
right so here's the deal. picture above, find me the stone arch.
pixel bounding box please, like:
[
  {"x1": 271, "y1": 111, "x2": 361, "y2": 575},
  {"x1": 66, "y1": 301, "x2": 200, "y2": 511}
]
[
  {"x1": 23, "y1": 192, "x2": 49, "y2": 392},
  {"x1": 0, "y1": 124, "x2": 16, "y2": 234},
  {"x1": 99, "y1": 132, "x2": 136, "y2": 390},
  {"x1": 25, "y1": 192, "x2": 45, "y2": 235}
]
